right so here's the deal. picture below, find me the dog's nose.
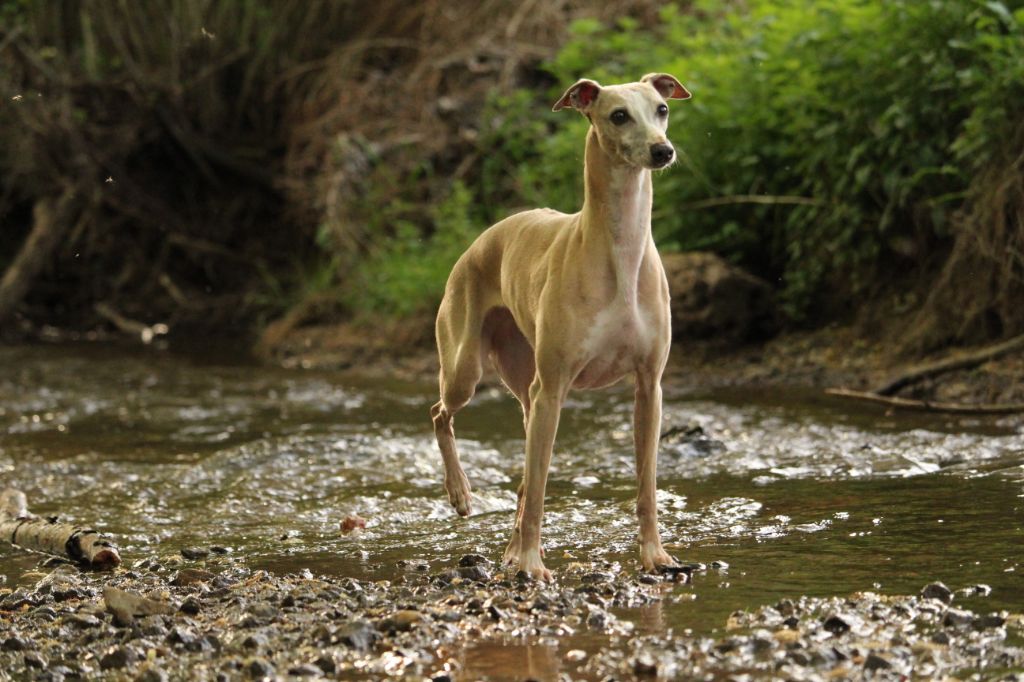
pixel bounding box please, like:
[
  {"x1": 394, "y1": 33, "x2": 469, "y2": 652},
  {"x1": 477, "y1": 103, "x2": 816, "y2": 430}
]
[{"x1": 650, "y1": 144, "x2": 674, "y2": 166}]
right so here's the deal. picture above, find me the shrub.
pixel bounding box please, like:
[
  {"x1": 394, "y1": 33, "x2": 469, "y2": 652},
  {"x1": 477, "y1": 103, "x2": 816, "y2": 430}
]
[{"x1": 502, "y1": 0, "x2": 1024, "y2": 324}]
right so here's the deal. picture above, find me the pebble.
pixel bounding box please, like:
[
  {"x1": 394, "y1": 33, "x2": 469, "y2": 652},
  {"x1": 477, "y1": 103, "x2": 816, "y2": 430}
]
[
  {"x1": 942, "y1": 608, "x2": 974, "y2": 628},
  {"x1": 245, "y1": 657, "x2": 275, "y2": 679},
  {"x1": 23, "y1": 650, "x2": 48, "y2": 668},
  {"x1": 922, "y1": 581, "x2": 953, "y2": 604},
  {"x1": 336, "y1": 620, "x2": 378, "y2": 651},
  {"x1": 100, "y1": 645, "x2": 138, "y2": 670},
  {"x1": 66, "y1": 613, "x2": 102, "y2": 628},
  {"x1": 458, "y1": 554, "x2": 492, "y2": 567},
  {"x1": 2, "y1": 636, "x2": 28, "y2": 651},
  {"x1": 288, "y1": 663, "x2": 322, "y2": 676},
  {"x1": 822, "y1": 614, "x2": 850, "y2": 635},
  {"x1": 180, "y1": 547, "x2": 210, "y2": 560},
  {"x1": 863, "y1": 652, "x2": 892, "y2": 671}
]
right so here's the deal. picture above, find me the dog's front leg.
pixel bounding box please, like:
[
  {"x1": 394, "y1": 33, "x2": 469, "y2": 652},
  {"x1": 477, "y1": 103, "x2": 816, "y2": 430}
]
[
  {"x1": 634, "y1": 369, "x2": 676, "y2": 571},
  {"x1": 504, "y1": 379, "x2": 563, "y2": 581}
]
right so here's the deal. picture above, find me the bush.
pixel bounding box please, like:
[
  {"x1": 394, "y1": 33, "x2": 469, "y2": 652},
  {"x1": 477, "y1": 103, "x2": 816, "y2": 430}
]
[{"x1": 499, "y1": 0, "x2": 1024, "y2": 323}]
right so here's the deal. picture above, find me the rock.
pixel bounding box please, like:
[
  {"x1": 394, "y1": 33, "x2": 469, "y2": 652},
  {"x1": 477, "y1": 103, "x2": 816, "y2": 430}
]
[
  {"x1": 973, "y1": 614, "x2": 1006, "y2": 630},
  {"x1": 180, "y1": 547, "x2": 210, "y2": 560},
  {"x1": 136, "y1": 668, "x2": 169, "y2": 682},
  {"x1": 661, "y1": 251, "x2": 779, "y2": 344},
  {"x1": 99, "y1": 645, "x2": 138, "y2": 670},
  {"x1": 822, "y1": 614, "x2": 849, "y2": 635},
  {"x1": 863, "y1": 652, "x2": 892, "y2": 671},
  {"x1": 245, "y1": 657, "x2": 275, "y2": 679},
  {"x1": 171, "y1": 568, "x2": 215, "y2": 586},
  {"x1": 288, "y1": 663, "x2": 322, "y2": 676},
  {"x1": 458, "y1": 554, "x2": 492, "y2": 567},
  {"x1": 2, "y1": 636, "x2": 28, "y2": 651},
  {"x1": 337, "y1": 620, "x2": 378, "y2": 651},
  {"x1": 633, "y1": 652, "x2": 658, "y2": 676},
  {"x1": 242, "y1": 633, "x2": 268, "y2": 650},
  {"x1": 314, "y1": 654, "x2": 337, "y2": 674},
  {"x1": 66, "y1": 613, "x2": 102, "y2": 628},
  {"x1": 179, "y1": 596, "x2": 202, "y2": 615},
  {"x1": 942, "y1": 608, "x2": 974, "y2": 628},
  {"x1": 23, "y1": 650, "x2": 47, "y2": 668},
  {"x1": 921, "y1": 582, "x2": 953, "y2": 604},
  {"x1": 457, "y1": 565, "x2": 491, "y2": 582},
  {"x1": 385, "y1": 609, "x2": 424, "y2": 632},
  {"x1": 103, "y1": 587, "x2": 175, "y2": 625}
]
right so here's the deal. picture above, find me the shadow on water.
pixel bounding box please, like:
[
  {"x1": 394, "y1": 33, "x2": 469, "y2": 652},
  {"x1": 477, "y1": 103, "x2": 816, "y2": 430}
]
[{"x1": 1, "y1": 342, "x2": 1022, "y2": 678}]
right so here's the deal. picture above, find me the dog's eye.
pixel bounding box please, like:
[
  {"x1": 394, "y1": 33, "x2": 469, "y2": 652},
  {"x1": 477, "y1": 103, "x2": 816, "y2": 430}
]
[
  {"x1": 656, "y1": 104, "x2": 669, "y2": 117},
  {"x1": 610, "y1": 109, "x2": 630, "y2": 125}
]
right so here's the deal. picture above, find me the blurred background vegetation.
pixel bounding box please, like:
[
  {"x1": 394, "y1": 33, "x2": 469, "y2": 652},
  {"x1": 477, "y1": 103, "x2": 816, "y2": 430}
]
[{"x1": 1, "y1": 0, "x2": 1022, "y2": 355}]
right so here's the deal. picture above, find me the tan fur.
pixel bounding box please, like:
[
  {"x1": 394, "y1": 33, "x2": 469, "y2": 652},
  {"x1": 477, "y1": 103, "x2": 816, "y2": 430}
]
[{"x1": 431, "y1": 74, "x2": 691, "y2": 580}]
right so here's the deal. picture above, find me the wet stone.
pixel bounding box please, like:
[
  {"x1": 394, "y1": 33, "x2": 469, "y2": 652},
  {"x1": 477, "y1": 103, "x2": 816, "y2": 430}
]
[
  {"x1": 863, "y1": 652, "x2": 892, "y2": 671},
  {"x1": 385, "y1": 609, "x2": 424, "y2": 632},
  {"x1": 2, "y1": 636, "x2": 28, "y2": 651},
  {"x1": 337, "y1": 620, "x2": 378, "y2": 651},
  {"x1": 822, "y1": 614, "x2": 849, "y2": 635},
  {"x1": 242, "y1": 633, "x2": 269, "y2": 650},
  {"x1": 922, "y1": 582, "x2": 953, "y2": 604},
  {"x1": 181, "y1": 547, "x2": 210, "y2": 560},
  {"x1": 458, "y1": 554, "x2": 492, "y2": 567},
  {"x1": 23, "y1": 650, "x2": 48, "y2": 668},
  {"x1": 315, "y1": 654, "x2": 337, "y2": 674},
  {"x1": 100, "y1": 645, "x2": 138, "y2": 670},
  {"x1": 172, "y1": 568, "x2": 216, "y2": 586},
  {"x1": 943, "y1": 608, "x2": 974, "y2": 628},
  {"x1": 783, "y1": 616, "x2": 800, "y2": 629},
  {"x1": 136, "y1": 668, "x2": 169, "y2": 682},
  {"x1": 973, "y1": 614, "x2": 1006, "y2": 630},
  {"x1": 931, "y1": 630, "x2": 951, "y2": 645},
  {"x1": 245, "y1": 657, "x2": 275, "y2": 679},
  {"x1": 288, "y1": 663, "x2": 322, "y2": 676},
  {"x1": 66, "y1": 613, "x2": 102, "y2": 628},
  {"x1": 179, "y1": 596, "x2": 202, "y2": 615},
  {"x1": 633, "y1": 652, "x2": 658, "y2": 676},
  {"x1": 457, "y1": 565, "x2": 492, "y2": 582}
]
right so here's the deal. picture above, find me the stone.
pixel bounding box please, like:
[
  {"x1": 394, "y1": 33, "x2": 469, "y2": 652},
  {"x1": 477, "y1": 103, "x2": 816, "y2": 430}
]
[
  {"x1": 288, "y1": 663, "x2": 322, "y2": 676},
  {"x1": 2, "y1": 636, "x2": 28, "y2": 651},
  {"x1": 942, "y1": 608, "x2": 974, "y2": 628},
  {"x1": 863, "y1": 653, "x2": 892, "y2": 671},
  {"x1": 171, "y1": 568, "x2": 215, "y2": 586},
  {"x1": 99, "y1": 645, "x2": 138, "y2": 670},
  {"x1": 103, "y1": 587, "x2": 175, "y2": 625},
  {"x1": 458, "y1": 554, "x2": 492, "y2": 567},
  {"x1": 822, "y1": 614, "x2": 849, "y2": 635},
  {"x1": 661, "y1": 251, "x2": 779, "y2": 344},
  {"x1": 337, "y1": 620, "x2": 378, "y2": 651},
  {"x1": 245, "y1": 657, "x2": 275, "y2": 679},
  {"x1": 180, "y1": 547, "x2": 210, "y2": 560},
  {"x1": 921, "y1": 582, "x2": 953, "y2": 604},
  {"x1": 23, "y1": 651, "x2": 47, "y2": 668}
]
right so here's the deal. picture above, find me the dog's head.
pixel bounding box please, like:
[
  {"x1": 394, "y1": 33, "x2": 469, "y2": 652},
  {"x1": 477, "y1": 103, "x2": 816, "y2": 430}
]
[{"x1": 553, "y1": 73, "x2": 690, "y2": 170}]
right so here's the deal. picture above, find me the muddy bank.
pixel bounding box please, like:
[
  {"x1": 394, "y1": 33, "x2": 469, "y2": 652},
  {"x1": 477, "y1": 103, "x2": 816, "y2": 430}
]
[
  {"x1": 260, "y1": 319, "x2": 1024, "y2": 407},
  {"x1": 1, "y1": 551, "x2": 1020, "y2": 681}
]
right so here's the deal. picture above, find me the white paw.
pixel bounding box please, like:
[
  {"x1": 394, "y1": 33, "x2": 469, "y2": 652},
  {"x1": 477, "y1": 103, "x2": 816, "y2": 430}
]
[{"x1": 444, "y1": 470, "x2": 472, "y2": 516}]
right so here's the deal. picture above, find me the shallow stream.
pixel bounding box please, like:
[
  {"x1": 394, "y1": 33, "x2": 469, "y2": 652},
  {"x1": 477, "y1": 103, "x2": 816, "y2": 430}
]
[{"x1": 1, "y1": 343, "x2": 1022, "y2": 676}]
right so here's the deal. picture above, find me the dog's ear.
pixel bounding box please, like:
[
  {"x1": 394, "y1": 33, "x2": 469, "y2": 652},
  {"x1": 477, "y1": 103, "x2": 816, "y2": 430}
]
[
  {"x1": 552, "y1": 79, "x2": 601, "y2": 113},
  {"x1": 641, "y1": 73, "x2": 691, "y2": 100}
]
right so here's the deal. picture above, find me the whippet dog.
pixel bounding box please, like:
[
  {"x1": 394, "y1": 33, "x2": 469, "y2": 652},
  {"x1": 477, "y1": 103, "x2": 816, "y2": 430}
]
[{"x1": 431, "y1": 74, "x2": 691, "y2": 580}]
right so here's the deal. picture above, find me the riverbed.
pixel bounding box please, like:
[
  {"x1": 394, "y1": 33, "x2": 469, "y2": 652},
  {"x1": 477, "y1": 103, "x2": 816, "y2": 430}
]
[{"x1": 1, "y1": 342, "x2": 1022, "y2": 678}]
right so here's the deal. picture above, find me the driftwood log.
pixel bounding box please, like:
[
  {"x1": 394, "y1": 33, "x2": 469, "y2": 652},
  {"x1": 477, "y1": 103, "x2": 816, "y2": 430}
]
[
  {"x1": 874, "y1": 332, "x2": 1024, "y2": 396},
  {"x1": 0, "y1": 488, "x2": 121, "y2": 569},
  {"x1": 825, "y1": 388, "x2": 1024, "y2": 415},
  {"x1": 827, "y1": 333, "x2": 1024, "y2": 414}
]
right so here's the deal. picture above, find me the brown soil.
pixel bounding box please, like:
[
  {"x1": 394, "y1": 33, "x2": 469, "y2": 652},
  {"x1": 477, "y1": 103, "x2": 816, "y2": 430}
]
[{"x1": 258, "y1": 319, "x2": 1024, "y2": 407}]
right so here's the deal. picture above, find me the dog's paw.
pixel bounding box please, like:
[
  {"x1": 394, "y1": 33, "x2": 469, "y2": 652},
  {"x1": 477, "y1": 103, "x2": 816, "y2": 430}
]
[
  {"x1": 516, "y1": 547, "x2": 553, "y2": 582},
  {"x1": 640, "y1": 541, "x2": 677, "y2": 572},
  {"x1": 444, "y1": 470, "x2": 472, "y2": 517}
]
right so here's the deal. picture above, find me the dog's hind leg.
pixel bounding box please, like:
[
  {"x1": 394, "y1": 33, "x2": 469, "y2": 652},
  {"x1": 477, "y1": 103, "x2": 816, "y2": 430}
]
[
  {"x1": 484, "y1": 307, "x2": 538, "y2": 565},
  {"x1": 431, "y1": 282, "x2": 488, "y2": 517}
]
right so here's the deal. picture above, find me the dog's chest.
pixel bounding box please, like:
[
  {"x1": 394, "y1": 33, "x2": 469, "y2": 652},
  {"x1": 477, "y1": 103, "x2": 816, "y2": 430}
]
[{"x1": 573, "y1": 302, "x2": 658, "y2": 389}]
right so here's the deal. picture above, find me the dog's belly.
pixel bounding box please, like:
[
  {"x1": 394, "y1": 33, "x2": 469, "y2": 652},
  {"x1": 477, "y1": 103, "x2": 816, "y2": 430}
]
[{"x1": 572, "y1": 305, "x2": 658, "y2": 390}]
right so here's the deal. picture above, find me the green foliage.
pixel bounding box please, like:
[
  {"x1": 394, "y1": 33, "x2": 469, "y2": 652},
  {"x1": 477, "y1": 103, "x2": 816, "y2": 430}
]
[
  {"x1": 343, "y1": 182, "x2": 479, "y2": 317},
  {"x1": 499, "y1": 0, "x2": 1024, "y2": 320}
]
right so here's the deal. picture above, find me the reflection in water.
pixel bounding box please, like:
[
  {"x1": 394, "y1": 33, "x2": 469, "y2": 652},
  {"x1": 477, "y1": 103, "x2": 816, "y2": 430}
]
[
  {"x1": 1, "y1": 343, "x2": 1023, "y2": 645},
  {"x1": 462, "y1": 642, "x2": 562, "y2": 682}
]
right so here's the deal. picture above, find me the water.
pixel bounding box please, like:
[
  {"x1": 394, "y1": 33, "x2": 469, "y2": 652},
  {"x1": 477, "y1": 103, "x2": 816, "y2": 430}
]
[{"x1": 1, "y1": 342, "x2": 1022, "y2": 645}]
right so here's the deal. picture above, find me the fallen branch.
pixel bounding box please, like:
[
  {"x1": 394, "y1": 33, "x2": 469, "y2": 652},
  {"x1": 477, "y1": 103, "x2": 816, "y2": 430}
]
[
  {"x1": 94, "y1": 301, "x2": 168, "y2": 344},
  {"x1": 679, "y1": 194, "x2": 825, "y2": 211},
  {"x1": 0, "y1": 488, "x2": 121, "y2": 569},
  {"x1": 825, "y1": 388, "x2": 1024, "y2": 415},
  {"x1": 874, "y1": 333, "x2": 1024, "y2": 396}
]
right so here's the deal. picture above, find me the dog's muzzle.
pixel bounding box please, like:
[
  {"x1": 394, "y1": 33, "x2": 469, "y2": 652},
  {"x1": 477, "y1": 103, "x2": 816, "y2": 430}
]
[{"x1": 650, "y1": 144, "x2": 674, "y2": 168}]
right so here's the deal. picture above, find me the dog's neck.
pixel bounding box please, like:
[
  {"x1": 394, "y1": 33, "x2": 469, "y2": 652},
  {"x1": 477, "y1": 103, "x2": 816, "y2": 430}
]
[{"x1": 580, "y1": 127, "x2": 653, "y2": 307}]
